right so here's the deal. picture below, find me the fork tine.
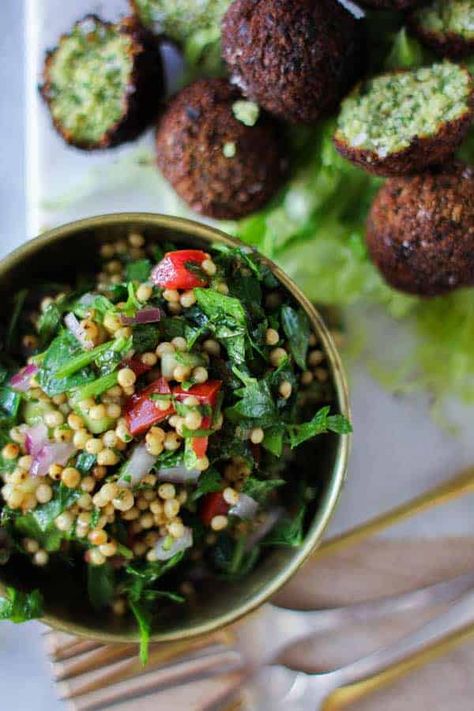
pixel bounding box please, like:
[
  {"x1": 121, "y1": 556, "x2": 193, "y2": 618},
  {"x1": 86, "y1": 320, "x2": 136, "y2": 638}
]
[
  {"x1": 46, "y1": 634, "x2": 103, "y2": 661},
  {"x1": 64, "y1": 648, "x2": 242, "y2": 711}
]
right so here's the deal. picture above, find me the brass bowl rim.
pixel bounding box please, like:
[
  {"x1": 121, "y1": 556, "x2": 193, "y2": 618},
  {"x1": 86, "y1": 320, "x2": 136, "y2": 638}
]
[{"x1": 0, "y1": 212, "x2": 351, "y2": 644}]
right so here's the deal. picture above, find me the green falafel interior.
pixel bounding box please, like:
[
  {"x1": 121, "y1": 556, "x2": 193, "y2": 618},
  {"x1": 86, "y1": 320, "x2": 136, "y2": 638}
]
[
  {"x1": 412, "y1": 0, "x2": 474, "y2": 40},
  {"x1": 0, "y1": 238, "x2": 349, "y2": 658},
  {"x1": 335, "y1": 62, "x2": 472, "y2": 157},
  {"x1": 44, "y1": 17, "x2": 134, "y2": 145}
]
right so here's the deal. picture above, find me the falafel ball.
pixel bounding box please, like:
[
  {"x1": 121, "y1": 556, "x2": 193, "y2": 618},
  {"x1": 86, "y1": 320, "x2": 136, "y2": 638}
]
[
  {"x1": 366, "y1": 164, "x2": 474, "y2": 296},
  {"x1": 221, "y1": 0, "x2": 363, "y2": 124},
  {"x1": 155, "y1": 78, "x2": 286, "y2": 219},
  {"x1": 409, "y1": 0, "x2": 474, "y2": 59},
  {"x1": 41, "y1": 15, "x2": 163, "y2": 150},
  {"x1": 130, "y1": 0, "x2": 230, "y2": 41},
  {"x1": 334, "y1": 62, "x2": 473, "y2": 177}
]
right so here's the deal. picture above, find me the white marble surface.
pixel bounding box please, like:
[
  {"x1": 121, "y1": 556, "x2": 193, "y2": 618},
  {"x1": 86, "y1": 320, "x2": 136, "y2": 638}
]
[{"x1": 1, "y1": 0, "x2": 474, "y2": 708}]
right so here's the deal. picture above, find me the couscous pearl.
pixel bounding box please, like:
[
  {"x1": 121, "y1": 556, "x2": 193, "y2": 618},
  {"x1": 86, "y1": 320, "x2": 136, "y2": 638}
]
[
  {"x1": 184, "y1": 411, "x2": 203, "y2": 431},
  {"x1": 112, "y1": 489, "x2": 134, "y2": 512},
  {"x1": 77, "y1": 512, "x2": 91, "y2": 526},
  {"x1": 89, "y1": 529, "x2": 107, "y2": 546},
  {"x1": 116, "y1": 421, "x2": 131, "y2": 443},
  {"x1": 36, "y1": 484, "x2": 53, "y2": 504},
  {"x1": 158, "y1": 483, "x2": 175, "y2": 500},
  {"x1": 89, "y1": 549, "x2": 106, "y2": 566},
  {"x1": 122, "y1": 506, "x2": 139, "y2": 520},
  {"x1": 168, "y1": 521, "x2": 185, "y2": 538},
  {"x1": 195, "y1": 456, "x2": 210, "y2": 472},
  {"x1": 67, "y1": 413, "x2": 84, "y2": 430},
  {"x1": 141, "y1": 352, "x2": 157, "y2": 367},
  {"x1": 301, "y1": 371, "x2": 314, "y2": 385},
  {"x1": 269, "y1": 348, "x2": 287, "y2": 367},
  {"x1": 106, "y1": 403, "x2": 122, "y2": 419},
  {"x1": 53, "y1": 426, "x2": 73, "y2": 443},
  {"x1": 250, "y1": 427, "x2": 264, "y2": 444},
  {"x1": 97, "y1": 449, "x2": 119, "y2": 466},
  {"x1": 192, "y1": 366, "x2": 208, "y2": 384},
  {"x1": 92, "y1": 493, "x2": 107, "y2": 508},
  {"x1": 136, "y1": 284, "x2": 153, "y2": 302},
  {"x1": 73, "y1": 430, "x2": 89, "y2": 449},
  {"x1": 89, "y1": 404, "x2": 107, "y2": 421},
  {"x1": 117, "y1": 368, "x2": 136, "y2": 389},
  {"x1": 164, "y1": 499, "x2": 180, "y2": 519},
  {"x1": 18, "y1": 455, "x2": 32, "y2": 470},
  {"x1": 163, "y1": 289, "x2": 180, "y2": 303},
  {"x1": 173, "y1": 365, "x2": 191, "y2": 382},
  {"x1": 102, "y1": 430, "x2": 118, "y2": 449},
  {"x1": 80, "y1": 476, "x2": 95, "y2": 493},
  {"x1": 100, "y1": 482, "x2": 119, "y2": 502},
  {"x1": 164, "y1": 432, "x2": 182, "y2": 451},
  {"x1": 279, "y1": 380, "x2": 292, "y2": 399},
  {"x1": 78, "y1": 494, "x2": 93, "y2": 510},
  {"x1": 140, "y1": 513, "x2": 154, "y2": 529},
  {"x1": 171, "y1": 336, "x2": 187, "y2": 352},
  {"x1": 103, "y1": 313, "x2": 122, "y2": 333},
  {"x1": 308, "y1": 350, "x2": 324, "y2": 366},
  {"x1": 128, "y1": 231, "x2": 145, "y2": 248},
  {"x1": 61, "y1": 468, "x2": 81, "y2": 488},
  {"x1": 2, "y1": 443, "x2": 19, "y2": 460},
  {"x1": 223, "y1": 487, "x2": 239, "y2": 505},
  {"x1": 146, "y1": 549, "x2": 158, "y2": 562},
  {"x1": 216, "y1": 282, "x2": 229, "y2": 295},
  {"x1": 48, "y1": 463, "x2": 63, "y2": 480},
  {"x1": 44, "y1": 411, "x2": 64, "y2": 428},
  {"x1": 315, "y1": 368, "x2": 329, "y2": 383},
  {"x1": 180, "y1": 291, "x2": 196, "y2": 308},
  {"x1": 55, "y1": 512, "x2": 74, "y2": 531},
  {"x1": 8, "y1": 490, "x2": 24, "y2": 509},
  {"x1": 85, "y1": 438, "x2": 104, "y2": 455},
  {"x1": 211, "y1": 515, "x2": 228, "y2": 531},
  {"x1": 183, "y1": 396, "x2": 199, "y2": 407},
  {"x1": 100, "y1": 243, "x2": 115, "y2": 258},
  {"x1": 33, "y1": 550, "x2": 49, "y2": 566},
  {"x1": 156, "y1": 342, "x2": 175, "y2": 357},
  {"x1": 202, "y1": 259, "x2": 216, "y2": 276},
  {"x1": 136, "y1": 497, "x2": 149, "y2": 511},
  {"x1": 167, "y1": 302, "x2": 182, "y2": 315},
  {"x1": 93, "y1": 465, "x2": 107, "y2": 480},
  {"x1": 99, "y1": 541, "x2": 118, "y2": 557},
  {"x1": 112, "y1": 598, "x2": 127, "y2": 615},
  {"x1": 150, "y1": 500, "x2": 163, "y2": 515},
  {"x1": 24, "y1": 538, "x2": 39, "y2": 554},
  {"x1": 177, "y1": 490, "x2": 188, "y2": 504},
  {"x1": 265, "y1": 328, "x2": 280, "y2": 346},
  {"x1": 202, "y1": 339, "x2": 220, "y2": 356}
]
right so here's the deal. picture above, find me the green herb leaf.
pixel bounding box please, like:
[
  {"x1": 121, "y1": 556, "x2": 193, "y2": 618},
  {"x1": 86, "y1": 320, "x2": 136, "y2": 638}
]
[
  {"x1": 75, "y1": 452, "x2": 96, "y2": 474},
  {"x1": 37, "y1": 331, "x2": 95, "y2": 396},
  {"x1": 281, "y1": 305, "x2": 310, "y2": 370},
  {"x1": 129, "y1": 598, "x2": 151, "y2": 665},
  {"x1": 13, "y1": 484, "x2": 81, "y2": 551},
  {"x1": 194, "y1": 288, "x2": 248, "y2": 364},
  {"x1": 192, "y1": 467, "x2": 222, "y2": 501},
  {"x1": 126, "y1": 259, "x2": 152, "y2": 283},
  {"x1": 226, "y1": 380, "x2": 277, "y2": 426},
  {"x1": 87, "y1": 563, "x2": 115, "y2": 610},
  {"x1": 0, "y1": 587, "x2": 43, "y2": 623},
  {"x1": 6, "y1": 289, "x2": 28, "y2": 350},
  {"x1": 264, "y1": 504, "x2": 306, "y2": 547},
  {"x1": 242, "y1": 477, "x2": 285, "y2": 503},
  {"x1": 286, "y1": 406, "x2": 352, "y2": 448},
  {"x1": 262, "y1": 426, "x2": 284, "y2": 457},
  {"x1": 133, "y1": 324, "x2": 161, "y2": 354}
]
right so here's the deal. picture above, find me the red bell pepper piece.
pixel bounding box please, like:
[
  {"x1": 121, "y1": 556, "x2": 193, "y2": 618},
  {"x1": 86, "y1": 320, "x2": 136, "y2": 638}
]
[
  {"x1": 200, "y1": 492, "x2": 230, "y2": 526},
  {"x1": 174, "y1": 380, "x2": 222, "y2": 408},
  {"x1": 192, "y1": 436, "x2": 209, "y2": 459},
  {"x1": 125, "y1": 377, "x2": 174, "y2": 436},
  {"x1": 151, "y1": 250, "x2": 208, "y2": 290},
  {"x1": 122, "y1": 357, "x2": 152, "y2": 378}
]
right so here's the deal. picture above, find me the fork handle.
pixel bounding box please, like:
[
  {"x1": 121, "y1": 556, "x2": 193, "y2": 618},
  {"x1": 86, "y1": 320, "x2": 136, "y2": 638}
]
[
  {"x1": 323, "y1": 621, "x2": 474, "y2": 710},
  {"x1": 317, "y1": 466, "x2": 474, "y2": 559},
  {"x1": 324, "y1": 590, "x2": 474, "y2": 707}
]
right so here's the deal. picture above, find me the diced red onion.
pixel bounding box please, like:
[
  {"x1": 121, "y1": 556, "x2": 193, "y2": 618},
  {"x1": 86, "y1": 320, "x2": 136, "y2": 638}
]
[
  {"x1": 245, "y1": 507, "x2": 284, "y2": 550},
  {"x1": 64, "y1": 313, "x2": 94, "y2": 350},
  {"x1": 10, "y1": 364, "x2": 38, "y2": 392},
  {"x1": 30, "y1": 442, "x2": 75, "y2": 477},
  {"x1": 155, "y1": 527, "x2": 193, "y2": 561},
  {"x1": 118, "y1": 443, "x2": 156, "y2": 487},
  {"x1": 78, "y1": 293, "x2": 96, "y2": 307},
  {"x1": 120, "y1": 308, "x2": 162, "y2": 326},
  {"x1": 23, "y1": 423, "x2": 48, "y2": 456},
  {"x1": 156, "y1": 466, "x2": 201, "y2": 484},
  {"x1": 229, "y1": 493, "x2": 259, "y2": 520}
]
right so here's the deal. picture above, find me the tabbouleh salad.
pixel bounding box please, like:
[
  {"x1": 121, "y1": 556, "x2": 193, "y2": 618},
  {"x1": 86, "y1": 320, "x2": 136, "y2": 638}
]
[{"x1": 0, "y1": 231, "x2": 350, "y2": 658}]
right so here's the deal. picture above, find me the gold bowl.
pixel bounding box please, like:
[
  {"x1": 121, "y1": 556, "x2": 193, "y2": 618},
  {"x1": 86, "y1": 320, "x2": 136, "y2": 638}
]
[{"x1": 0, "y1": 213, "x2": 350, "y2": 643}]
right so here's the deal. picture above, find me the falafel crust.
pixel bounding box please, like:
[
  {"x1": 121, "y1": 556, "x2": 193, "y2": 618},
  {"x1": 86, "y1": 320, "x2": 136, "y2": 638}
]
[
  {"x1": 408, "y1": 0, "x2": 474, "y2": 59},
  {"x1": 366, "y1": 164, "x2": 474, "y2": 296},
  {"x1": 221, "y1": 0, "x2": 362, "y2": 124},
  {"x1": 334, "y1": 64, "x2": 474, "y2": 177},
  {"x1": 155, "y1": 78, "x2": 286, "y2": 219},
  {"x1": 41, "y1": 15, "x2": 163, "y2": 150}
]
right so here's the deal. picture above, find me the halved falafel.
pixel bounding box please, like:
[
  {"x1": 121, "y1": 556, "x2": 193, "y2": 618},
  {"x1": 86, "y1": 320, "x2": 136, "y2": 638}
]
[
  {"x1": 366, "y1": 164, "x2": 474, "y2": 296},
  {"x1": 221, "y1": 0, "x2": 363, "y2": 124},
  {"x1": 409, "y1": 0, "x2": 474, "y2": 59},
  {"x1": 41, "y1": 15, "x2": 162, "y2": 150},
  {"x1": 155, "y1": 78, "x2": 286, "y2": 219},
  {"x1": 334, "y1": 62, "x2": 473, "y2": 176}
]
